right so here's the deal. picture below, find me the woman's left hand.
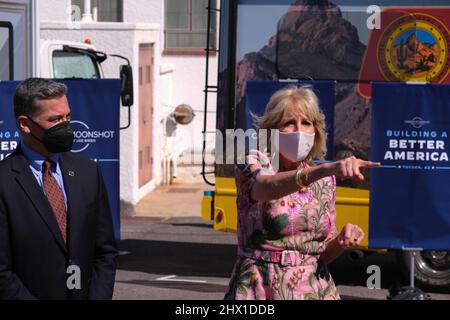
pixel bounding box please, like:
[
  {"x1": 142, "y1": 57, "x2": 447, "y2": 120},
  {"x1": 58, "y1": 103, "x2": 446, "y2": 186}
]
[
  {"x1": 326, "y1": 156, "x2": 381, "y2": 181},
  {"x1": 337, "y1": 224, "x2": 365, "y2": 248}
]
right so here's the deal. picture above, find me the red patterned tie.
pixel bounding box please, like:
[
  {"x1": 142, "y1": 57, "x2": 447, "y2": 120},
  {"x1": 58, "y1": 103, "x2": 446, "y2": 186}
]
[{"x1": 43, "y1": 160, "x2": 67, "y2": 244}]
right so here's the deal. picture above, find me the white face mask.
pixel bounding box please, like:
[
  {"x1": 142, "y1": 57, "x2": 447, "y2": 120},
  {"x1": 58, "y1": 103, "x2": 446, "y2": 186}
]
[{"x1": 276, "y1": 131, "x2": 315, "y2": 162}]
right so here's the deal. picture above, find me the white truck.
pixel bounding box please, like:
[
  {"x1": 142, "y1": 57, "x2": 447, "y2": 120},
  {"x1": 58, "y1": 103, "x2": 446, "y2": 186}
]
[
  {"x1": 0, "y1": 0, "x2": 133, "y2": 109},
  {"x1": 1, "y1": 0, "x2": 98, "y2": 80},
  {"x1": 0, "y1": 0, "x2": 39, "y2": 80},
  {"x1": 1, "y1": 0, "x2": 133, "y2": 130}
]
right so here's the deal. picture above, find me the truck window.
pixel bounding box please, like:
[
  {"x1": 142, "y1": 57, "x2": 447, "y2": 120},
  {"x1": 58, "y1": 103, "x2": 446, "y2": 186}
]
[
  {"x1": 0, "y1": 22, "x2": 13, "y2": 80},
  {"x1": 52, "y1": 50, "x2": 100, "y2": 79}
]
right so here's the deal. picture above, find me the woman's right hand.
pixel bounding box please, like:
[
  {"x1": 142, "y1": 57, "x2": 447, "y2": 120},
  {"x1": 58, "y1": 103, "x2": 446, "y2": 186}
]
[
  {"x1": 337, "y1": 223, "x2": 365, "y2": 248},
  {"x1": 326, "y1": 156, "x2": 380, "y2": 181}
]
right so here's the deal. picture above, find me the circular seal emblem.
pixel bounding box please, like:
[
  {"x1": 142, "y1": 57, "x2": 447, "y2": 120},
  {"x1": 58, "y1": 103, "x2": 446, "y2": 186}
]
[{"x1": 378, "y1": 13, "x2": 450, "y2": 83}]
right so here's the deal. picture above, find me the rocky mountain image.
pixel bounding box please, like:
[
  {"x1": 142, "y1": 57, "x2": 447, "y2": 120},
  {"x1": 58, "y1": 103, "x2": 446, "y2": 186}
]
[
  {"x1": 236, "y1": 0, "x2": 365, "y2": 103},
  {"x1": 232, "y1": 0, "x2": 372, "y2": 188}
]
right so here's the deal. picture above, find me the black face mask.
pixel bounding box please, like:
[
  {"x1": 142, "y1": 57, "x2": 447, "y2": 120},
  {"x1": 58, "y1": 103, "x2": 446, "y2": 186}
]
[{"x1": 27, "y1": 116, "x2": 74, "y2": 154}]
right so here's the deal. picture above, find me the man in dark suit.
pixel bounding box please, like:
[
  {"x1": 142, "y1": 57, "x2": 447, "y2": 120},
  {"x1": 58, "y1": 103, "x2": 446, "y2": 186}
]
[{"x1": 0, "y1": 78, "x2": 118, "y2": 300}]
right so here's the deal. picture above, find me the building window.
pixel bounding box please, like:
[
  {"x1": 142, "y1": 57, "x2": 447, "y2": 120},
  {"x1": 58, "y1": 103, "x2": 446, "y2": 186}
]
[
  {"x1": 165, "y1": 0, "x2": 217, "y2": 51},
  {"x1": 72, "y1": 0, "x2": 123, "y2": 22}
]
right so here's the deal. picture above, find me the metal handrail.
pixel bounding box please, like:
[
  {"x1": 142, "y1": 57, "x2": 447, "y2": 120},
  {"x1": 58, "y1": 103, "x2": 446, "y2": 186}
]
[{"x1": 202, "y1": 0, "x2": 220, "y2": 186}]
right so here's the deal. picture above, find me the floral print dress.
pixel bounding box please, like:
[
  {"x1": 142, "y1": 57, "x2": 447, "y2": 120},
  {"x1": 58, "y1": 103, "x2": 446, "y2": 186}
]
[{"x1": 224, "y1": 150, "x2": 340, "y2": 300}]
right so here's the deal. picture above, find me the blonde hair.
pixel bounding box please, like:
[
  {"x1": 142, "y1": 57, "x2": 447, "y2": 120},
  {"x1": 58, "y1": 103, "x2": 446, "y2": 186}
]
[{"x1": 252, "y1": 85, "x2": 328, "y2": 162}]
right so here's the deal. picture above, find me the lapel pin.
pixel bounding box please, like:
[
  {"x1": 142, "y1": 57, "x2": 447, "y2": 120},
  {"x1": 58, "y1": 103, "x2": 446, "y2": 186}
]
[{"x1": 68, "y1": 171, "x2": 75, "y2": 177}]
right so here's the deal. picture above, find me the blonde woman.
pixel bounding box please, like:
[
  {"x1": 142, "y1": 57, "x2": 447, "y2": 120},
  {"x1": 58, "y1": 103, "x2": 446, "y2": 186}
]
[{"x1": 224, "y1": 86, "x2": 380, "y2": 300}]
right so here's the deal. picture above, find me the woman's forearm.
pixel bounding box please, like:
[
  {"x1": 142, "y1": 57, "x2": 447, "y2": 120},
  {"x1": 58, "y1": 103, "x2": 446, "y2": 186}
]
[
  {"x1": 319, "y1": 237, "x2": 345, "y2": 265},
  {"x1": 249, "y1": 157, "x2": 380, "y2": 202},
  {"x1": 251, "y1": 163, "x2": 332, "y2": 202}
]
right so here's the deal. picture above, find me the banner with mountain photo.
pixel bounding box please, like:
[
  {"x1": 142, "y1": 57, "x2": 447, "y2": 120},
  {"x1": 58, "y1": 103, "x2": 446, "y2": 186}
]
[
  {"x1": 369, "y1": 82, "x2": 450, "y2": 250},
  {"x1": 234, "y1": 1, "x2": 450, "y2": 190}
]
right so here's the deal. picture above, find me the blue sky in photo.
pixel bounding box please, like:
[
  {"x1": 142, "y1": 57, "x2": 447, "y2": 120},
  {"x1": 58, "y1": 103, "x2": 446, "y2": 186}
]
[{"x1": 394, "y1": 29, "x2": 437, "y2": 46}]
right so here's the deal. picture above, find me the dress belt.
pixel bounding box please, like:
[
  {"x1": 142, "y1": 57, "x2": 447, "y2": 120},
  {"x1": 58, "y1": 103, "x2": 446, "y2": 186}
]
[{"x1": 238, "y1": 248, "x2": 317, "y2": 267}]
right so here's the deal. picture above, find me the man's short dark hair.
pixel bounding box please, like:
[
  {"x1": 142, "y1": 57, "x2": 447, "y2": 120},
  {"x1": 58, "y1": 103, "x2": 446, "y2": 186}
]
[{"x1": 14, "y1": 78, "x2": 68, "y2": 119}]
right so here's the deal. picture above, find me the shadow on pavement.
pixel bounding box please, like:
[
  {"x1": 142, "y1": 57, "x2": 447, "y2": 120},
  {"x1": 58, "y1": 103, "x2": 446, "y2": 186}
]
[
  {"x1": 118, "y1": 239, "x2": 237, "y2": 278},
  {"x1": 339, "y1": 295, "x2": 375, "y2": 300},
  {"x1": 328, "y1": 251, "x2": 406, "y2": 290},
  {"x1": 168, "y1": 222, "x2": 215, "y2": 229},
  {"x1": 330, "y1": 251, "x2": 450, "y2": 295},
  {"x1": 118, "y1": 237, "x2": 448, "y2": 296},
  {"x1": 117, "y1": 239, "x2": 404, "y2": 291}
]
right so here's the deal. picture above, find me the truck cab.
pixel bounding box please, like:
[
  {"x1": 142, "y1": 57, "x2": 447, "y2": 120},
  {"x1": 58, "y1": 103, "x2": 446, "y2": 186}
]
[
  {"x1": 1, "y1": 1, "x2": 133, "y2": 107},
  {"x1": 39, "y1": 40, "x2": 104, "y2": 79},
  {"x1": 1, "y1": 1, "x2": 107, "y2": 81}
]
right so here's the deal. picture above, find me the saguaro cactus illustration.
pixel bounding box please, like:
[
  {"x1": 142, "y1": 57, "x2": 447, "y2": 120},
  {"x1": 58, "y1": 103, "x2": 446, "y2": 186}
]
[{"x1": 397, "y1": 40, "x2": 408, "y2": 69}]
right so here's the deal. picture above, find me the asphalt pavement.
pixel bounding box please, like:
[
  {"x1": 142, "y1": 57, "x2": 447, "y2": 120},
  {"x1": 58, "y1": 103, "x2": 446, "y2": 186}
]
[
  {"x1": 114, "y1": 216, "x2": 450, "y2": 300},
  {"x1": 113, "y1": 183, "x2": 450, "y2": 300}
]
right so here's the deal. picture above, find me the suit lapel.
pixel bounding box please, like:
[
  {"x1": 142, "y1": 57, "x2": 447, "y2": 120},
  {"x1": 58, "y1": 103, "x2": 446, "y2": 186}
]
[{"x1": 11, "y1": 150, "x2": 68, "y2": 254}]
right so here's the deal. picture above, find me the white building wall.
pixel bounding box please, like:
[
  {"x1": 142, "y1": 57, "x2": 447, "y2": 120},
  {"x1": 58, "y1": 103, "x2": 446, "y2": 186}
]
[
  {"x1": 38, "y1": 0, "x2": 70, "y2": 22},
  {"x1": 162, "y1": 55, "x2": 217, "y2": 167},
  {"x1": 40, "y1": 22, "x2": 162, "y2": 204},
  {"x1": 157, "y1": 0, "x2": 219, "y2": 179},
  {"x1": 122, "y1": 0, "x2": 219, "y2": 172},
  {"x1": 37, "y1": 0, "x2": 219, "y2": 204},
  {"x1": 123, "y1": 0, "x2": 163, "y2": 24}
]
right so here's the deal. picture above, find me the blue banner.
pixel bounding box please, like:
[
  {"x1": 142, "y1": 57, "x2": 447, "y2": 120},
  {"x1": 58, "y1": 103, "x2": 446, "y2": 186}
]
[
  {"x1": 370, "y1": 82, "x2": 450, "y2": 250},
  {"x1": 245, "y1": 80, "x2": 335, "y2": 160},
  {"x1": 0, "y1": 80, "x2": 121, "y2": 240}
]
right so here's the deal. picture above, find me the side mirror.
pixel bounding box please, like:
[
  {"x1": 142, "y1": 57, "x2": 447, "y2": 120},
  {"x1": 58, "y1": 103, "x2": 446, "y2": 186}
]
[{"x1": 120, "y1": 65, "x2": 134, "y2": 107}]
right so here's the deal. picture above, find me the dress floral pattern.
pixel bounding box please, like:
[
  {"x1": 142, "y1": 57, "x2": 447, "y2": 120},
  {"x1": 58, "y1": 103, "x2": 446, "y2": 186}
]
[{"x1": 224, "y1": 150, "x2": 340, "y2": 300}]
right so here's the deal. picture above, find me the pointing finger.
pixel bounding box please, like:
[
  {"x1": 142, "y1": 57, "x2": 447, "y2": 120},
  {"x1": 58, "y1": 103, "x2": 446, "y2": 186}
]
[
  {"x1": 346, "y1": 159, "x2": 353, "y2": 178},
  {"x1": 359, "y1": 160, "x2": 381, "y2": 168},
  {"x1": 353, "y1": 160, "x2": 364, "y2": 181}
]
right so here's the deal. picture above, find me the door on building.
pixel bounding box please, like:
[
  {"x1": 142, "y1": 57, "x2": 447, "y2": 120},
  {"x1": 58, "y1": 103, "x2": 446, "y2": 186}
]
[
  {"x1": 138, "y1": 43, "x2": 153, "y2": 187},
  {"x1": 0, "y1": 0, "x2": 31, "y2": 80},
  {"x1": 0, "y1": 21, "x2": 13, "y2": 80}
]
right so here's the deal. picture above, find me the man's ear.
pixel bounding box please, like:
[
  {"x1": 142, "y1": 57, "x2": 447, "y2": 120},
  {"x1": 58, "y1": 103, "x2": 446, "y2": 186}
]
[{"x1": 17, "y1": 116, "x2": 31, "y2": 134}]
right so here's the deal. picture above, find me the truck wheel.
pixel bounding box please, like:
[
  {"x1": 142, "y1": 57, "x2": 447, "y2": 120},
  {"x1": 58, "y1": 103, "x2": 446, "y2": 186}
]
[{"x1": 399, "y1": 250, "x2": 450, "y2": 290}]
